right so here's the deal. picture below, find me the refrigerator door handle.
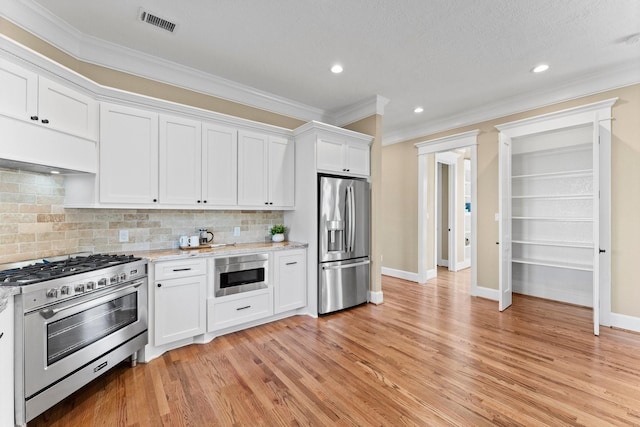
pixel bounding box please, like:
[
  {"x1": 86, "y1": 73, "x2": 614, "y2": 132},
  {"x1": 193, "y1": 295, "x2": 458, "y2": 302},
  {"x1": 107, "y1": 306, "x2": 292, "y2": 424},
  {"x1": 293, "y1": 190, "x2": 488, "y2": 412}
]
[
  {"x1": 351, "y1": 185, "x2": 356, "y2": 252},
  {"x1": 322, "y1": 260, "x2": 370, "y2": 270}
]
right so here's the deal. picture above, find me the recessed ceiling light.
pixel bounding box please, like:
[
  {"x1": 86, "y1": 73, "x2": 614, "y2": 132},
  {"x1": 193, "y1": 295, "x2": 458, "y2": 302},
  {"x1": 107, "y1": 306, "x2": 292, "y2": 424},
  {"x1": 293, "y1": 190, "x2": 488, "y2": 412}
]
[
  {"x1": 532, "y1": 64, "x2": 549, "y2": 73},
  {"x1": 50, "y1": 170, "x2": 60, "y2": 174},
  {"x1": 414, "y1": 107, "x2": 424, "y2": 113},
  {"x1": 330, "y1": 64, "x2": 343, "y2": 74}
]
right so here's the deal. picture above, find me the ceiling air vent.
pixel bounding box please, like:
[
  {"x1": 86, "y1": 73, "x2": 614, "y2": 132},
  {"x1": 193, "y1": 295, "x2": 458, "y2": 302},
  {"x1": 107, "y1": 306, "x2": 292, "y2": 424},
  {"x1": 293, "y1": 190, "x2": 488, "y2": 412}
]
[{"x1": 138, "y1": 8, "x2": 177, "y2": 33}]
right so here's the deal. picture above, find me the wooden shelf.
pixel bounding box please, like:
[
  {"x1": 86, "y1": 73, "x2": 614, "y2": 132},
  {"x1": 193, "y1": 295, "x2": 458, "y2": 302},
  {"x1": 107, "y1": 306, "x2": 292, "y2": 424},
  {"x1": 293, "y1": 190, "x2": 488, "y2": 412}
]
[
  {"x1": 512, "y1": 239, "x2": 593, "y2": 249},
  {"x1": 512, "y1": 169, "x2": 593, "y2": 180},
  {"x1": 512, "y1": 194, "x2": 593, "y2": 200},
  {"x1": 512, "y1": 216, "x2": 592, "y2": 222},
  {"x1": 512, "y1": 258, "x2": 593, "y2": 272},
  {"x1": 512, "y1": 142, "x2": 591, "y2": 158}
]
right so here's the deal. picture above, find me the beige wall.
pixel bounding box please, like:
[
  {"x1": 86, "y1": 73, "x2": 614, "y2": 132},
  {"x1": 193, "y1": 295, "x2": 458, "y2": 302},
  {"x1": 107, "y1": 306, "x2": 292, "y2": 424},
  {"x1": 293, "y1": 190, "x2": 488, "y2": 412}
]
[
  {"x1": 343, "y1": 115, "x2": 383, "y2": 293},
  {"x1": 0, "y1": 17, "x2": 305, "y2": 130},
  {"x1": 0, "y1": 168, "x2": 283, "y2": 264},
  {"x1": 382, "y1": 84, "x2": 640, "y2": 317}
]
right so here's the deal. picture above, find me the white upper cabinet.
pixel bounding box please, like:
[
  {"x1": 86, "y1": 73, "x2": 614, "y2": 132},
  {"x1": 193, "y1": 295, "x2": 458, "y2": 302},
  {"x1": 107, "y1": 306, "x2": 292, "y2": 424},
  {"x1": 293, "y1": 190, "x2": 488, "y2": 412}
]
[
  {"x1": 99, "y1": 102, "x2": 159, "y2": 204},
  {"x1": 0, "y1": 57, "x2": 37, "y2": 119},
  {"x1": 159, "y1": 115, "x2": 203, "y2": 205},
  {"x1": 317, "y1": 137, "x2": 370, "y2": 177},
  {"x1": 0, "y1": 58, "x2": 98, "y2": 140},
  {"x1": 202, "y1": 122, "x2": 238, "y2": 206},
  {"x1": 159, "y1": 117, "x2": 239, "y2": 207},
  {"x1": 238, "y1": 130, "x2": 294, "y2": 208}
]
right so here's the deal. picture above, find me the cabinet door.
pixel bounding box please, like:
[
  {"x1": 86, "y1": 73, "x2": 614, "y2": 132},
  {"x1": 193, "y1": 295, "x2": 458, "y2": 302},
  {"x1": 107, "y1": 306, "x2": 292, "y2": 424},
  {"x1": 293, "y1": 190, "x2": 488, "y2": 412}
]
[
  {"x1": 0, "y1": 57, "x2": 37, "y2": 121},
  {"x1": 238, "y1": 130, "x2": 268, "y2": 206},
  {"x1": 202, "y1": 123, "x2": 238, "y2": 206},
  {"x1": 99, "y1": 103, "x2": 159, "y2": 204},
  {"x1": 154, "y1": 275, "x2": 206, "y2": 346},
  {"x1": 274, "y1": 250, "x2": 307, "y2": 313},
  {"x1": 316, "y1": 138, "x2": 345, "y2": 173},
  {"x1": 159, "y1": 115, "x2": 202, "y2": 205},
  {"x1": 345, "y1": 142, "x2": 370, "y2": 176},
  {"x1": 0, "y1": 297, "x2": 14, "y2": 427},
  {"x1": 37, "y1": 76, "x2": 98, "y2": 140},
  {"x1": 268, "y1": 136, "x2": 294, "y2": 207}
]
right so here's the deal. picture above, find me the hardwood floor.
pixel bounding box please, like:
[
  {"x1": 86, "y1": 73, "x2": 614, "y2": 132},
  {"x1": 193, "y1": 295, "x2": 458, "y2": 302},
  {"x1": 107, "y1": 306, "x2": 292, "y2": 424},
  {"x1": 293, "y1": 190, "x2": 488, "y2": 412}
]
[{"x1": 30, "y1": 268, "x2": 640, "y2": 426}]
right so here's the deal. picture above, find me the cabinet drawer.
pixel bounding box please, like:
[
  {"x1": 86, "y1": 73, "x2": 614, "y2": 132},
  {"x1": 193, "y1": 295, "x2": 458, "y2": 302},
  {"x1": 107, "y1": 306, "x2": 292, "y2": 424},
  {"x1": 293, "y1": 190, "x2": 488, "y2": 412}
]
[
  {"x1": 208, "y1": 290, "x2": 273, "y2": 331},
  {"x1": 154, "y1": 258, "x2": 207, "y2": 280}
]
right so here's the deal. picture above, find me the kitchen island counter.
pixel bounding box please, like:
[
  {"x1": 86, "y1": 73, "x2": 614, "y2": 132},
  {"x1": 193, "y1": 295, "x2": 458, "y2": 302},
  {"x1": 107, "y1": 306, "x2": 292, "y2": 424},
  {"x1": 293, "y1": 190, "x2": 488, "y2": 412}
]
[{"x1": 132, "y1": 241, "x2": 308, "y2": 262}]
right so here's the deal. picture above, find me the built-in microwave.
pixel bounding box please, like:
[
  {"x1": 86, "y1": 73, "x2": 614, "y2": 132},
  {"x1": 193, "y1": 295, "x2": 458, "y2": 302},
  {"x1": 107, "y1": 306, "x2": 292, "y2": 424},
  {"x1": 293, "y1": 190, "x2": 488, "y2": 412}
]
[{"x1": 214, "y1": 253, "x2": 268, "y2": 297}]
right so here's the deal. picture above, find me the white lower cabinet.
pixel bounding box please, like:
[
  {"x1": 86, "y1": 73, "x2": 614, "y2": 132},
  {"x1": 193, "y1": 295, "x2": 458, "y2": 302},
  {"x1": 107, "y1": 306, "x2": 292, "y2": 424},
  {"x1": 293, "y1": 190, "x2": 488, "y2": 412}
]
[
  {"x1": 0, "y1": 295, "x2": 14, "y2": 427},
  {"x1": 274, "y1": 249, "x2": 307, "y2": 314},
  {"x1": 153, "y1": 259, "x2": 206, "y2": 346},
  {"x1": 208, "y1": 289, "x2": 273, "y2": 332}
]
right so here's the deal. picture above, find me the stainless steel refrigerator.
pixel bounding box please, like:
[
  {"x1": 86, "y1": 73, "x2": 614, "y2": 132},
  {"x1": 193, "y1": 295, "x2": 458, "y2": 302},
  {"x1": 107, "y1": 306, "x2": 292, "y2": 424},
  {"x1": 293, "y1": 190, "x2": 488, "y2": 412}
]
[{"x1": 318, "y1": 175, "x2": 370, "y2": 314}]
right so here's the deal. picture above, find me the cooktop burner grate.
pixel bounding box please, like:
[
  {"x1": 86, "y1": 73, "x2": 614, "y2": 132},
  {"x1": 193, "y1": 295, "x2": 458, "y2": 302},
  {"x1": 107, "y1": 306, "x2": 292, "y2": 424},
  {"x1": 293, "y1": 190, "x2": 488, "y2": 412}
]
[{"x1": 0, "y1": 254, "x2": 142, "y2": 285}]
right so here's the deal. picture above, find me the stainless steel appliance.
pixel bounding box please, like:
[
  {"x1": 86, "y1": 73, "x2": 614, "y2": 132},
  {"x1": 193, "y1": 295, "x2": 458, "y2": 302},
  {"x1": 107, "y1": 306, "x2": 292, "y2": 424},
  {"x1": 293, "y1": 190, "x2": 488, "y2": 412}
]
[
  {"x1": 0, "y1": 254, "x2": 148, "y2": 426},
  {"x1": 214, "y1": 253, "x2": 268, "y2": 297},
  {"x1": 318, "y1": 175, "x2": 370, "y2": 314}
]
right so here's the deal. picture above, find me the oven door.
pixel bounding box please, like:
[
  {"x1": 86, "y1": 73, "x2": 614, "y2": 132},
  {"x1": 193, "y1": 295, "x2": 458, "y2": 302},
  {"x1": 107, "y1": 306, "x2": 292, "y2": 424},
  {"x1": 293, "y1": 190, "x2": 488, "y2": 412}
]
[{"x1": 23, "y1": 278, "x2": 147, "y2": 398}]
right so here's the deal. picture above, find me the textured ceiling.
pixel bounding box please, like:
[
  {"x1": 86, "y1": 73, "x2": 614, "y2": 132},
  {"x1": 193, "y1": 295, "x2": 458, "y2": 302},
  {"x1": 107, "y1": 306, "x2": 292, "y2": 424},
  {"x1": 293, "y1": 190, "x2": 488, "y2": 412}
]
[{"x1": 12, "y1": 0, "x2": 640, "y2": 142}]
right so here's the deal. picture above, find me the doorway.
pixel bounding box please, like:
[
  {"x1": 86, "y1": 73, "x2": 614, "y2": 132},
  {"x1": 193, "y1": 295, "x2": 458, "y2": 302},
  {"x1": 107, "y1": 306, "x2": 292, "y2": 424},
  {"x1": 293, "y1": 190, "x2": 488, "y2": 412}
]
[{"x1": 416, "y1": 131, "x2": 478, "y2": 294}]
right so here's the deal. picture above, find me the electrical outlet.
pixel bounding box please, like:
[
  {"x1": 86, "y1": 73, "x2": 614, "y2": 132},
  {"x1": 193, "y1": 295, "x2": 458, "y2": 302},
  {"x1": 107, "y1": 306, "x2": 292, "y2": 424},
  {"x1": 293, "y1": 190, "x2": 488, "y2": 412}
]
[
  {"x1": 233, "y1": 226, "x2": 240, "y2": 237},
  {"x1": 119, "y1": 230, "x2": 129, "y2": 242}
]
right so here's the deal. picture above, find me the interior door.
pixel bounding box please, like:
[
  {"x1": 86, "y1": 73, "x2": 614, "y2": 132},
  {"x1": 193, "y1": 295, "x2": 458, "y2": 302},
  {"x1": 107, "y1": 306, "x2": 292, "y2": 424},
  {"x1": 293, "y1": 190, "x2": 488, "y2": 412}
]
[{"x1": 498, "y1": 133, "x2": 512, "y2": 311}]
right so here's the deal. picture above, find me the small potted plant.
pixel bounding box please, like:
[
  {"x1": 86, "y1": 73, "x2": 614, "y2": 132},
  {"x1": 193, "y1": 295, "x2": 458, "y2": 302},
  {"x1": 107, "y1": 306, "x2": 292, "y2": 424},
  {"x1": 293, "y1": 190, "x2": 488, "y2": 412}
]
[{"x1": 270, "y1": 224, "x2": 286, "y2": 242}]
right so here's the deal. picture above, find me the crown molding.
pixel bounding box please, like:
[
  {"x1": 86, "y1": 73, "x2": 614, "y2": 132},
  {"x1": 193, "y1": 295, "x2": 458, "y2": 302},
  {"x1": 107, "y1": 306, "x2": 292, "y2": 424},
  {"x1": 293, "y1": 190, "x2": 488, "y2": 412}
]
[
  {"x1": 332, "y1": 95, "x2": 390, "y2": 127},
  {"x1": 0, "y1": 0, "x2": 331, "y2": 124},
  {"x1": 383, "y1": 59, "x2": 640, "y2": 146},
  {"x1": 293, "y1": 120, "x2": 373, "y2": 145}
]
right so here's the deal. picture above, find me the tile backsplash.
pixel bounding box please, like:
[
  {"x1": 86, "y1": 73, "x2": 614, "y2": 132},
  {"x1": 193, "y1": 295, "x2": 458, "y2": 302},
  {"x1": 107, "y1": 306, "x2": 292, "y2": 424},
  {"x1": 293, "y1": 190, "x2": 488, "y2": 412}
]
[{"x1": 0, "y1": 168, "x2": 283, "y2": 264}]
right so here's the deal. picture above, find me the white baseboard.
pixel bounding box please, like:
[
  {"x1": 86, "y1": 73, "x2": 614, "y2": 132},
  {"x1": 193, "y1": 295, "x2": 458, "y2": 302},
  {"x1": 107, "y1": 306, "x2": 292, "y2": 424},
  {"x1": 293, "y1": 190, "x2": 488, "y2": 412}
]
[
  {"x1": 368, "y1": 290, "x2": 384, "y2": 305},
  {"x1": 456, "y1": 259, "x2": 471, "y2": 270},
  {"x1": 472, "y1": 285, "x2": 499, "y2": 301},
  {"x1": 608, "y1": 312, "x2": 640, "y2": 333},
  {"x1": 381, "y1": 267, "x2": 420, "y2": 282},
  {"x1": 426, "y1": 269, "x2": 437, "y2": 281}
]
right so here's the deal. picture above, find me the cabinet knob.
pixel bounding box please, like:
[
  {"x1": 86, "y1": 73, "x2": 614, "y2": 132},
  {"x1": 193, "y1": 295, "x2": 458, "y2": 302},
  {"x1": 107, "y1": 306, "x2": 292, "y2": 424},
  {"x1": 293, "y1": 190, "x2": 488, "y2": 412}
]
[
  {"x1": 265, "y1": 202, "x2": 269, "y2": 205},
  {"x1": 203, "y1": 200, "x2": 207, "y2": 203},
  {"x1": 197, "y1": 200, "x2": 201, "y2": 203},
  {"x1": 153, "y1": 199, "x2": 158, "y2": 203},
  {"x1": 41, "y1": 119, "x2": 50, "y2": 124},
  {"x1": 157, "y1": 283, "x2": 162, "y2": 288},
  {"x1": 30, "y1": 115, "x2": 39, "y2": 121}
]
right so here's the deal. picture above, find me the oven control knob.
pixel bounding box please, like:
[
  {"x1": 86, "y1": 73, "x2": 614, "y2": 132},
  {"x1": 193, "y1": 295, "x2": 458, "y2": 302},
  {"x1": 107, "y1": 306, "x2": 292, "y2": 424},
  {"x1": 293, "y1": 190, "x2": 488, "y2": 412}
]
[
  {"x1": 86, "y1": 281, "x2": 96, "y2": 290},
  {"x1": 46, "y1": 288, "x2": 59, "y2": 298},
  {"x1": 75, "y1": 283, "x2": 86, "y2": 293},
  {"x1": 60, "y1": 285, "x2": 71, "y2": 295},
  {"x1": 119, "y1": 272, "x2": 127, "y2": 282},
  {"x1": 110, "y1": 275, "x2": 119, "y2": 284},
  {"x1": 98, "y1": 278, "x2": 107, "y2": 287}
]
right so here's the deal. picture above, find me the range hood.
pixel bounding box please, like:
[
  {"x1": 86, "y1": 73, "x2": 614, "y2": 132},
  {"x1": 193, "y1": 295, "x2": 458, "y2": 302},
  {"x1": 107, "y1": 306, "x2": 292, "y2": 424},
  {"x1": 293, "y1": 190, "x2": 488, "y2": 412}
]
[
  {"x1": 0, "y1": 158, "x2": 90, "y2": 175},
  {"x1": 0, "y1": 115, "x2": 97, "y2": 175}
]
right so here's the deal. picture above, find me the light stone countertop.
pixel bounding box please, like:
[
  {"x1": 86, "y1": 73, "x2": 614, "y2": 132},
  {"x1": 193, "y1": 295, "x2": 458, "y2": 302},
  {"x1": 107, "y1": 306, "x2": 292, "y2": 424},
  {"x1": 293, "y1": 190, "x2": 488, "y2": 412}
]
[{"x1": 130, "y1": 241, "x2": 308, "y2": 263}]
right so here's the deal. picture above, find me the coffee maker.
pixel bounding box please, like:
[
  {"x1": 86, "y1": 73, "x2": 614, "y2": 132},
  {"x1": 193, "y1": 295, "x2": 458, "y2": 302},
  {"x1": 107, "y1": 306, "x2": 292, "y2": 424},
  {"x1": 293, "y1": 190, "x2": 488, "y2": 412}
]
[{"x1": 199, "y1": 228, "x2": 214, "y2": 245}]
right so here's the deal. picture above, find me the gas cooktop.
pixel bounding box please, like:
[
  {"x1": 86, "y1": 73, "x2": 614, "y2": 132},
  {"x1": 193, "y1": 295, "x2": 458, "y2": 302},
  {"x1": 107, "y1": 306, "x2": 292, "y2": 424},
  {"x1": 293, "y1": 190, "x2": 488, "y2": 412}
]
[{"x1": 0, "y1": 254, "x2": 142, "y2": 285}]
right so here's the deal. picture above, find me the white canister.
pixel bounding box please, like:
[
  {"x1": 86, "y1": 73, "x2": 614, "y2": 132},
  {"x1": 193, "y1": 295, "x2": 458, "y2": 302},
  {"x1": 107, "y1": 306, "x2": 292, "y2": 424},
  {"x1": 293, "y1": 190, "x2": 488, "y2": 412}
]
[
  {"x1": 189, "y1": 235, "x2": 199, "y2": 247},
  {"x1": 179, "y1": 235, "x2": 189, "y2": 247}
]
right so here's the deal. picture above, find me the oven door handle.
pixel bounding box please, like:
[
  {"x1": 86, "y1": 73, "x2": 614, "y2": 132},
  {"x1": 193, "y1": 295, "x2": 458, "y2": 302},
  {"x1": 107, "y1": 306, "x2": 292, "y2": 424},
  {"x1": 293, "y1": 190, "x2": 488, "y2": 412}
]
[{"x1": 39, "y1": 280, "x2": 145, "y2": 320}]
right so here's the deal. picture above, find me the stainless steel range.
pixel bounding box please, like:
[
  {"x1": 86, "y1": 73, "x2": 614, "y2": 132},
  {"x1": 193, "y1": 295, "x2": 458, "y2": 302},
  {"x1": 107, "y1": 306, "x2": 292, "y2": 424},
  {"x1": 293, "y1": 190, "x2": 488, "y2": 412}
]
[{"x1": 0, "y1": 254, "x2": 148, "y2": 426}]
